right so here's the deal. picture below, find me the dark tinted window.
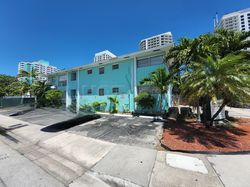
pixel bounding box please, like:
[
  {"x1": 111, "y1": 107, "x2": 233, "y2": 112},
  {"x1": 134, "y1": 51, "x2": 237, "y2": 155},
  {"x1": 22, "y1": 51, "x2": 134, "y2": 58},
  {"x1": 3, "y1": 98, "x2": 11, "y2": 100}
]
[
  {"x1": 87, "y1": 89, "x2": 92, "y2": 94},
  {"x1": 112, "y1": 87, "x2": 119, "y2": 94},
  {"x1": 71, "y1": 72, "x2": 77, "y2": 81},
  {"x1": 112, "y1": 64, "x2": 119, "y2": 70},
  {"x1": 99, "y1": 67, "x2": 104, "y2": 74},
  {"x1": 99, "y1": 88, "x2": 104, "y2": 96},
  {"x1": 87, "y1": 69, "x2": 92, "y2": 74}
]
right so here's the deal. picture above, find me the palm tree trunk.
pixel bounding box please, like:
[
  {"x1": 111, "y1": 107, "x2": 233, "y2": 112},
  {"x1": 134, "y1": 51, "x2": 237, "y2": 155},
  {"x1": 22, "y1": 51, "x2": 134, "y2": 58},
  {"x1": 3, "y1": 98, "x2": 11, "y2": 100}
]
[
  {"x1": 160, "y1": 93, "x2": 163, "y2": 115},
  {"x1": 210, "y1": 100, "x2": 228, "y2": 126}
]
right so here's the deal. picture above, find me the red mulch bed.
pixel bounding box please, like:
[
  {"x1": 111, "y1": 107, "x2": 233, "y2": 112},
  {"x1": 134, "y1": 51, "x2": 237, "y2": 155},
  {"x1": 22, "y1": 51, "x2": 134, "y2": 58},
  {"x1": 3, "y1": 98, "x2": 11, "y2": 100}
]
[{"x1": 161, "y1": 118, "x2": 250, "y2": 153}]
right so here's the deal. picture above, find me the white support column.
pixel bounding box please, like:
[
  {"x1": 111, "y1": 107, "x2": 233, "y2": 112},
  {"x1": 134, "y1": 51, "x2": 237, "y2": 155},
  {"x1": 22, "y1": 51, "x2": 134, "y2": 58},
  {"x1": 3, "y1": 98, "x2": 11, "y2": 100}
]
[
  {"x1": 77, "y1": 69, "x2": 80, "y2": 114},
  {"x1": 133, "y1": 57, "x2": 137, "y2": 111},
  {"x1": 66, "y1": 72, "x2": 69, "y2": 109}
]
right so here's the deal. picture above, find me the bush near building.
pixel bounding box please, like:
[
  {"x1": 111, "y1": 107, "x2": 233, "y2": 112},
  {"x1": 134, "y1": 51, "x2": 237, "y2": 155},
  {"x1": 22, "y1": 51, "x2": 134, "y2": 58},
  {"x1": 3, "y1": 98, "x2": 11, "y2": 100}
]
[
  {"x1": 45, "y1": 89, "x2": 63, "y2": 108},
  {"x1": 135, "y1": 92, "x2": 155, "y2": 110}
]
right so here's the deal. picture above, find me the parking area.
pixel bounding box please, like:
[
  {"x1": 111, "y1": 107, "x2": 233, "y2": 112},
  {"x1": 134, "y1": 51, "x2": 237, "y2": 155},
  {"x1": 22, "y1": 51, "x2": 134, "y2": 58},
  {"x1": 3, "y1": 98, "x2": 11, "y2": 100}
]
[
  {"x1": 67, "y1": 115, "x2": 163, "y2": 149},
  {"x1": 0, "y1": 106, "x2": 77, "y2": 126},
  {"x1": 0, "y1": 107, "x2": 163, "y2": 149}
]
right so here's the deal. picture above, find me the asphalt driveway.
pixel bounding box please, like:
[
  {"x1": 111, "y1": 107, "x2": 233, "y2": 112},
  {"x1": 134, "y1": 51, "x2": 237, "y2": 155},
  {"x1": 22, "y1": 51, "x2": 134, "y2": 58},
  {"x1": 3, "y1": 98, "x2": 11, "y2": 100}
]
[
  {"x1": 0, "y1": 106, "x2": 76, "y2": 126},
  {"x1": 67, "y1": 115, "x2": 163, "y2": 149},
  {"x1": 0, "y1": 106, "x2": 163, "y2": 149}
]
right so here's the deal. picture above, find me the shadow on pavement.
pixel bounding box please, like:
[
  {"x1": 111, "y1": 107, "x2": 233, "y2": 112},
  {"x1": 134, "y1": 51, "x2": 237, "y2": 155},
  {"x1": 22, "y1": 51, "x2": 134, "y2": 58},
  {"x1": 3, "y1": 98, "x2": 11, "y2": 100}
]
[
  {"x1": 0, "y1": 127, "x2": 19, "y2": 143},
  {"x1": 41, "y1": 114, "x2": 101, "y2": 132}
]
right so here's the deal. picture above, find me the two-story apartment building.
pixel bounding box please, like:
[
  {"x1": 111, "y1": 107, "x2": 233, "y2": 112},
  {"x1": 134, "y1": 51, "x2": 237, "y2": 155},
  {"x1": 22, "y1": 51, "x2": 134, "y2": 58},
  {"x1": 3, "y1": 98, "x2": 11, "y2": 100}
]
[{"x1": 48, "y1": 45, "x2": 173, "y2": 113}]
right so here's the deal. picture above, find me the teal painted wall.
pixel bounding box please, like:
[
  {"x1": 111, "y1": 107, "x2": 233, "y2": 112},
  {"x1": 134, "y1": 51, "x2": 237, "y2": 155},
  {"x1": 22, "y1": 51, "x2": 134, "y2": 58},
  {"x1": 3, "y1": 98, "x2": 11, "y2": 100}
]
[
  {"x1": 136, "y1": 62, "x2": 171, "y2": 112},
  {"x1": 49, "y1": 48, "x2": 173, "y2": 113},
  {"x1": 78, "y1": 59, "x2": 134, "y2": 112}
]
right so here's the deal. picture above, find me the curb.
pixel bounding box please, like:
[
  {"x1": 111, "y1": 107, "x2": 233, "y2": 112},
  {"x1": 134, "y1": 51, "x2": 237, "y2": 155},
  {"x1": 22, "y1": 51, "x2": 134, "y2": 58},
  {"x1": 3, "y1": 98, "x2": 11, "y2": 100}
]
[
  {"x1": 160, "y1": 141, "x2": 250, "y2": 155},
  {"x1": 9, "y1": 108, "x2": 34, "y2": 116}
]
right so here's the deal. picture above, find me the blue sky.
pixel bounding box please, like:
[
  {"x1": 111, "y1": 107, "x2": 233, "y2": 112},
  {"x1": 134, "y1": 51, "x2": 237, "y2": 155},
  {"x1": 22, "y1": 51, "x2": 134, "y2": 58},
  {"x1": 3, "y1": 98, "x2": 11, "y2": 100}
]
[{"x1": 0, "y1": 0, "x2": 250, "y2": 76}]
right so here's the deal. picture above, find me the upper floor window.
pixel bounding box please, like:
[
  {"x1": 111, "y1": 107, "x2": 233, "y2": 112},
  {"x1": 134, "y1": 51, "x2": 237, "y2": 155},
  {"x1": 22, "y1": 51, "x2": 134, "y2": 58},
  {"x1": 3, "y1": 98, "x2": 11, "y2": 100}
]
[
  {"x1": 71, "y1": 72, "x2": 77, "y2": 81},
  {"x1": 87, "y1": 69, "x2": 92, "y2": 74},
  {"x1": 137, "y1": 58, "x2": 150, "y2": 68},
  {"x1": 99, "y1": 88, "x2": 104, "y2": 96},
  {"x1": 99, "y1": 67, "x2": 104, "y2": 74},
  {"x1": 112, "y1": 64, "x2": 119, "y2": 70},
  {"x1": 150, "y1": 56, "x2": 163, "y2": 66},
  {"x1": 137, "y1": 55, "x2": 163, "y2": 68}
]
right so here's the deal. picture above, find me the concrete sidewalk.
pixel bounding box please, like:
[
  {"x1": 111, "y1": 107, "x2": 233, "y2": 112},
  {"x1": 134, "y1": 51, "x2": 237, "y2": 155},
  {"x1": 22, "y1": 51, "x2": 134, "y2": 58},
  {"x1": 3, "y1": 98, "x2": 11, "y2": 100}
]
[{"x1": 0, "y1": 114, "x2": 232, "y2": 187}]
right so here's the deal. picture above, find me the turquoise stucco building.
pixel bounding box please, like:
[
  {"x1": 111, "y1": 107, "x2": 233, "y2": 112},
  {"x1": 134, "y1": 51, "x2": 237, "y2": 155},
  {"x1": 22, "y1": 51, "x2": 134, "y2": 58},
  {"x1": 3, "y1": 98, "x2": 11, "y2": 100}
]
[{"x1": 48, "y1": 45, "x2": 173, "y2": 113}]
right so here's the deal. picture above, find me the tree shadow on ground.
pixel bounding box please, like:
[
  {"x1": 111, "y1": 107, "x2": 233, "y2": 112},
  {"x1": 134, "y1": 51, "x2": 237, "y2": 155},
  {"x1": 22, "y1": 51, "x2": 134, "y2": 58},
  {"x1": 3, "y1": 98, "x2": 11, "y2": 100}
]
[
  {"x1": 163, "y1": 119, "x2": 248, "y2": 149},
  {"x1": 41, "y1": 114, "x2": 101, "y2": 132}
]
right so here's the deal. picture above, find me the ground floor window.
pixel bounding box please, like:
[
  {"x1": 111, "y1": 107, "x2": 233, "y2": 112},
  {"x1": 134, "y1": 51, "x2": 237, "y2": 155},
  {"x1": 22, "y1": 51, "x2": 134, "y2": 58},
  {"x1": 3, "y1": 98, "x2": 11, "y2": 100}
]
[
  {"x1": 87, "y1": 89, "x2": 92, "y2": 94},
  {"x1": 112, "y1": 87, "x2": 119, "y2": 94},
  {"x1": 99, "y1": 88, "x2": 104, "y2": 96}
]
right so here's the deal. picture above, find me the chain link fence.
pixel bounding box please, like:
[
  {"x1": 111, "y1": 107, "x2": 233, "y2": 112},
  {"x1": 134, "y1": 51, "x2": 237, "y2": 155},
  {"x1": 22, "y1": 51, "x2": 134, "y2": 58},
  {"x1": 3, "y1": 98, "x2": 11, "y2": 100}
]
[{"x1": 0, "y1": 96, "x2": 35, "y2": 108}]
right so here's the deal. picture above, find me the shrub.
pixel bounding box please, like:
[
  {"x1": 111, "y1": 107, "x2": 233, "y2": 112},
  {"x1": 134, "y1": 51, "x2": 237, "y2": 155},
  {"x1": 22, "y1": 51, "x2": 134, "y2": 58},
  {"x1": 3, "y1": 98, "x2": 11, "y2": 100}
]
[
  {"x1": 80, "y1": 104, "x2": 93, "y2": 113},
  {"x1": 45, "y1": 89, "x2": 63, "y2": 108},
  {"x1": 135, "y1": 92, "x2": 155, "y2": 110},
  {"x1": 92, "y1": 101, "x2": 107, "y2": 111}
]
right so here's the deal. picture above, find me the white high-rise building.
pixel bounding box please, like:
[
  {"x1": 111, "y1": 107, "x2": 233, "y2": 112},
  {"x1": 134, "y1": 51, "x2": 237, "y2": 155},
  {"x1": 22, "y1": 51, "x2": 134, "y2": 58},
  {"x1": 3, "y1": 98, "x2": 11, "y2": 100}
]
[
  {"x1": 139, "y1": 32, "x2": 173, "y2": 50},
  {"x1": 93, "y1": 50, "x2": 117, "y2": 63},
  {"x1": 18, "y1": 60, "x2": 59, "y2": 81},
  {"x1": 215, "y1": 8, "x2": 250, "y2": 32}
]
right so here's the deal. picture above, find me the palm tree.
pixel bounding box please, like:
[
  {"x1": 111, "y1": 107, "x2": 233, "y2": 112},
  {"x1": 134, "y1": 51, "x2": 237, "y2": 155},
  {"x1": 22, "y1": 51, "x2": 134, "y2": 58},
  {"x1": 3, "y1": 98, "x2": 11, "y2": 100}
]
[
  {"x1": 108, "y1": 96, "x2": 119, "y2": 113},
  {"x1": 165, "y1": 29, "x2": 250, "y2": 122},
  {"x1": 214, "y1": 29, "x2": 250, "y2": 57},
  {"x1": 165, "y1": 37, "x2": 194, "y2": 73},
  {"x1": 18, "y1": 67, "x2": 39, "y2": 84},
  {"x1": 140, "y1": 68, "x2": 170, "y2": 114},
  {"x1": 181, "y1": 52, "x2": 250, "y2": 126},
  {"x1": 166, "y1": 34, "x2": 216, "y2": 73},
  {"x1": 32, "y1": 81, "x2": 50, "y2": 107},
  {"x1": 20, "y1": 81, "x2": 30, "y2": 95}
]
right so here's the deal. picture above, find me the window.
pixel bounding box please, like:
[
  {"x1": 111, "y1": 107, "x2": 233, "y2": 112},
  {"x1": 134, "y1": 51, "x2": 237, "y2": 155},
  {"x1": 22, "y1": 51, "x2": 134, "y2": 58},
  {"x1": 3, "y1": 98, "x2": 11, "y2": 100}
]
[
  {"x1": 112, "y1": 64, "x2": 119, "y2": 70},
  {"x1": 137, "y1": 55, "x2": 163, "y2": 68},
  {"x1": 87, "y1": 89, "x2": 92, "y2": 94},
  {"x1": 87, "y1": 69, "x2": 92, "y2": 74},
  {"x1": 99, "y1": 67, "x2": 104, "y2": 74},
  {"x1": 137, "y1": 58, "x2": 150, "y2": 68},
  {"x1": 150, "y1": 56, "x2": 163, "y2": 65},
  {"x1": 99, "y1": 88, "x2": 104, "y2": 96},
  {"x1": 58, "y1": 80, "x2": 67, "y2": 87},
  {"x1": 71, "y1": 72, "x2": 77, "y2": 81},
  {"x1": 112, "y1": 87, "x2": 119, "y2": 94}
]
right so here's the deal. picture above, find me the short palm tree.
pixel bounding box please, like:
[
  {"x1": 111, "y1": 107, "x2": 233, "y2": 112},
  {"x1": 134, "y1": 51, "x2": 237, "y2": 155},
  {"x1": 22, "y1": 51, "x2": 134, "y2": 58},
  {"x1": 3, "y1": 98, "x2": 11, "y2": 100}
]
[
  {"x1": 108, "y1": 96, "x2": 119, "y2": 113},
  {"x1": 181, "y1": 52, "x2": 250, "y2": 126},
  {"x1": 140, "y1": 68, "x2": 170, "y2": 114}
]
